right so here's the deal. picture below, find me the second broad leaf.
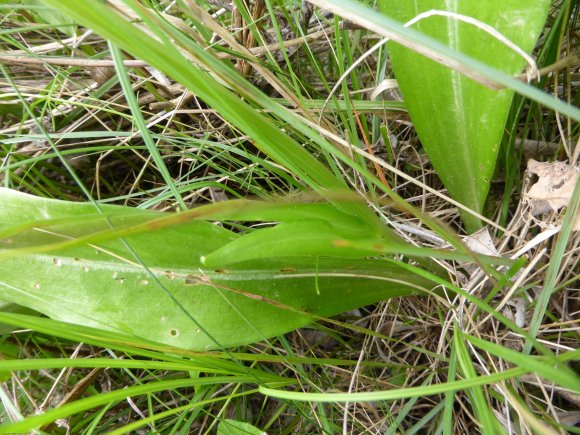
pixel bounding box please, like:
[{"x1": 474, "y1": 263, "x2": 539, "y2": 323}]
[{"x1": 378, "y1": 0, "x2": 550, "y2": 232}]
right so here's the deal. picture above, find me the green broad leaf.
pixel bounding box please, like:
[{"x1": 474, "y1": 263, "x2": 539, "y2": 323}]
[
  {"x1": 0, "y1": 195, "x2": 381, "y2": 259},
  {"x1": 378, "y1": 0, "x2": 550, "y2": 232},
  {"x1": 174, "y1": 197, "x2": 381, "y2": 236},
  {"x1": 0, "y1": 189, "x2": 432, "y2": 351},
  {"x1": 218, "y1": 420, "x2": 266, "y2": 435},
  {"x1": 201, "y1": 220, "x2": 384, "y2": 267},
  {"x1": 202, "y1": 219, "x2": 510, "y2": 268}
]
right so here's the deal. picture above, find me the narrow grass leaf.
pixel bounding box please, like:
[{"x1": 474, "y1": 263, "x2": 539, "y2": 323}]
[
  {"x1": 109, "y1": 41, "x2": 186, "y2": 210},
  {"x1": 108, "y1": 391, "x2": 256, "y2": 435},
  {"x1": 453, "y1": 329, "x2": 497, "y2": 434},
  {"x1": 524, "y1": 174, "x2": 580, "y2": 354},
  {"x1": 465, "y1": 334, "x2": 580, "y2": 391},
  {"x1": 260, "y1": 366, "x2": 529, "y2": 403},
  {"x1": 0, "y1": 376, "x2": 260, "y2": 433},
  {"x1": 0, "y1": 312, "x2": 289, "y2": 384},
  {"x1": 260, "y1": 346, "x2": 578, "y2": 402},
  {"x1": 38, "y1": 0, "x2": 380, "y2": 228}
]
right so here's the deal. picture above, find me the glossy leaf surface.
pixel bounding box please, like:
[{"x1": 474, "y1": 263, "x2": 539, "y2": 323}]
[
  {"x1": 378, "y1": 0, "x2": 550, "y2": 232},
  {"x1": 218, "y1": 420, "x2": 266, "y2": 435},
  {"x1": 0, "y1": 189, "x2": 432, "y2": 350}
]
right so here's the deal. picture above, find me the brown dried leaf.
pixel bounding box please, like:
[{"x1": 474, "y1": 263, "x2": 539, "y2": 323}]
[
  {"x1": 461, "y1": 227, "x2": 499, "y2": 280},
  {"x1": 463, "y1": 227, "x2": 499, "y2": 257},
  {"x1": 525, "y1": 159, "x2": 579, "y2": 231}
]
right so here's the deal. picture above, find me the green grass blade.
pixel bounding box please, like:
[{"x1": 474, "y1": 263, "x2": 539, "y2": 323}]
[
  {"x1": 109, "y1": 41, "x2": 186, "y2": 210},
  {"x1": 442, "y1": 336, "x2": 458, "y2": 435},
  {"x1": 260, "y1": 367, "x2": 528, "y2": 403},
  {"x1": 453, "y1": 329, "x2": 497, "y2": 434},
  {"x1": 0, "y1": 376, "x2": 262, "y2": 433},
  {"x1": 259, "y1": 350, "x2": 577, "y2": 402},
  {"x1": 38, "y1": 0, "x2": 381, "y2": 227},
  {"x1": 524, "y1": 174, "x2": 580, "y2": 354},
  {"x1": 108, "y1": 391, "x2": 257, "y2": 435},
  {"x1": 465, "y1": 334, "x2": 580, "y2": 391}
]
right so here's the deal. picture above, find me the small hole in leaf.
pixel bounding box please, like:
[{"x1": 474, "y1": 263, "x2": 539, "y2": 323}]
[{"x1": 170, "y1": 329, "x2": 179, "y2": 337}]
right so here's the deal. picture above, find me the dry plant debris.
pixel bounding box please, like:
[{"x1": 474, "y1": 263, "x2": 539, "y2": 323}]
[{"x1": 525, "y1": 158, "x2": 580, "y2": 231}]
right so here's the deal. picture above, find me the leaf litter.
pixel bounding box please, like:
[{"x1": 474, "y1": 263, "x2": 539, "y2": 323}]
[{"x1": 525, "y1": 159, "x2": 580, "y2": 231}]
